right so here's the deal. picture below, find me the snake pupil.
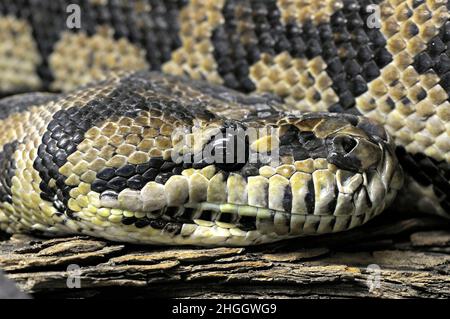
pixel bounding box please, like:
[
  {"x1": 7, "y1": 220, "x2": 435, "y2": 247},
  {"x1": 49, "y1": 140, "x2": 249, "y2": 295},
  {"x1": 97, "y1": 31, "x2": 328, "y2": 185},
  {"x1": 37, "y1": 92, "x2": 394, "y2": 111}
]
[{"x1": 207, "y1": 127, "x2": 249, "y2": 172}]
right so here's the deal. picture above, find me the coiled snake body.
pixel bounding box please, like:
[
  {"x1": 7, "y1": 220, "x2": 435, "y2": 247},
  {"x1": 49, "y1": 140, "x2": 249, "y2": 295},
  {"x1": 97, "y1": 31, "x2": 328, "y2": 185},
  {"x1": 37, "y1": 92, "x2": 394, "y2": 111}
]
[{"x1": 0, "y1": 0, "x2": 447, "y2": 246}]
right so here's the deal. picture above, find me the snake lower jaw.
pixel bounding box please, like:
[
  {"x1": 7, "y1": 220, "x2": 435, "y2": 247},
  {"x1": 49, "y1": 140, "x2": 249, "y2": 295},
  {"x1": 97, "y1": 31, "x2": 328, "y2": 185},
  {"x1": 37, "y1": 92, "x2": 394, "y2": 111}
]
[{"x1": 68, "y1": 158, "x2": 403, "y2": 246}]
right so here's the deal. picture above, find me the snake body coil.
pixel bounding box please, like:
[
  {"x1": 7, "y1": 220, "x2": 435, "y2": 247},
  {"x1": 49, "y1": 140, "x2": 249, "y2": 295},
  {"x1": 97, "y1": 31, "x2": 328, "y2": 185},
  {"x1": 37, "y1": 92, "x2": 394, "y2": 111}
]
[
  {"x1": 0, "y1": 71, "x2": 402, "y2": 245},
  {"x1": 0, "y1": 0, "x2": 448, "y2": 245}
]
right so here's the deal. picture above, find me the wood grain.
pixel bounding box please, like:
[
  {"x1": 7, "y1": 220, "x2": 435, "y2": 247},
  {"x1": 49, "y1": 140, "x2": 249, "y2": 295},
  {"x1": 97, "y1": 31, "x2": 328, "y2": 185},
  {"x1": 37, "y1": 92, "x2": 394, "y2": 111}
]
[{"x1": 1, "y1": 213, "x2": 449, "y2": 298}]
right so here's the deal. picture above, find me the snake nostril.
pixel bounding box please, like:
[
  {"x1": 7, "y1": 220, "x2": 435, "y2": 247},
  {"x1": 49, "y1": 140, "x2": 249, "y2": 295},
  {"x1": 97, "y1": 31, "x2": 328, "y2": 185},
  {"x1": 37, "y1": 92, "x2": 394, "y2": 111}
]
[{"x1": 340, "y1": 136, "x2": 358, "y2": 153}]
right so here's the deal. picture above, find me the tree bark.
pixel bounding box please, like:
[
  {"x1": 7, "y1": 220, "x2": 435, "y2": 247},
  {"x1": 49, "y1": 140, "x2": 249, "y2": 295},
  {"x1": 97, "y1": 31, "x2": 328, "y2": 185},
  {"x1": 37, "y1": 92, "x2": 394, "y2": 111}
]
[{"x1": 1, "y1": 213, "x2": 449, "y2": 298}]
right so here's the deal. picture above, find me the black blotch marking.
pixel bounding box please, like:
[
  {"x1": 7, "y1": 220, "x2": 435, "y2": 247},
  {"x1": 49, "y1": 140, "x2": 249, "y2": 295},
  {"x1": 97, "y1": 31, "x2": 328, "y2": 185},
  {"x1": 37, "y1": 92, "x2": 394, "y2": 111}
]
[
  {"x1": 148, "y1": 157, "x2": 165, "y2": 169},
  {"x1": 324, "y1": 0, "x2": 392, "y2": 111},
  {"x1": 218, "y1": 212, "x2": 234, "y2": 223},
  {"x1": 341, "y1": 113, "x2": 359, "y2": 126},
  {"x1": 122, "y1": 216, "x2": 137, "y2": 225},
  {"x1": 97, "y1": 167, "x2": 116, "y2": 181},
  {"x1": 0, "y1": 93, "x2": 59, "y2": 119},
  {"x1": 164, "y1": 206, "x2": 179, "y2": 219},
  {"x1": 306, "y1": 178, "x2": 315, "y2": 215},
  {"x1": 0, "y1": 141, "x2": 19, "y2": 204},
  {"x1": 134, "y1": 218, "x2": 151, "y2": 228},
  {"x1": 198, "y1": 210, "x2": 214, "y2": 222},
  {"x1": 211, "y1": 0, "x2": 308, "y2": 92},
  {"x1": 154, "y1": 172, "x2": 173, "y2": 184},
  {"x1": 396, "y1": 146, "x2": 450, "y2": 217},
  {"x1": 401, "y1": 96, "x2": 411, "y2": 106},
  {"x1": 92, "y1": 157, "x2": 181, "y2": 193},
  {"x1": 177, "y1": 207, "x2": 195, "y2": 223},
  {"x1": 160, "y1": 161, "x2": 176, "y2": 171},
  {"x1": 386, "y1": 96, "x2": 396, "y2": 110},
  {"x1": 116, "y1": 164, "x2": 135, "y2": 178},
  {"x1": 0, "y1": 1, "x2": 188, "y2": 90},
  {"x1": 279, "y1": 128, "x2": 298, "y2": 145},
  {"x1": 412, "y1": 0, "x2": 425, "y2": 9},
  {"x1": 102, "y1": 0, "x2": 188, "y2": 70},
  {"x1": 416, "y1": 88, "x2": 427, "y2": 101},
  {"x1": 327, "y1": 186, "x2": 339, "y2": 214},
  {"x1": 34, "y1": 72, "x2": 196, "y2": 214},
  {"x1": 91, "y1": 179, "x2": 108, "y2": 193},
  {"x1": 362, "y1": 186, "x2": 373, "y2": 208},
  {"x1": 126, "y1": 175, "x2": 145, "y2": 190},
  {"x1": 279, "y1": 125, "x2": 328, "y2": 160},
  {"x1": 327, "y1": 215, "x2": 337, "y2": 232},
  {"x1": 142, "y1": 168, "x2": 158, "y2": 181},
  {"x1": 107, "y1": 176, "x2": 127, "y2": 192},
  {"x1": 238, "y1": 215, "x2": 256, "y2": 231},
  {"x1": 240, "y1": 164, "x2": 260, "y2": 177},
  {"x1": 150, "y1": 219, "x2": 166, "y2": 229},
  {"x1": 413, "y1": 20, "x2": 450, "y2": 94},
  {"x1": 1, "y1": 1, "x2": 69, "y2": 88},
  {"x1": 407, "y1": 23, "x2": 419, "y2": 37},
  {"x1": 163, "y1": 222, "x2": 182, "y2": 235},
  {"x1": 282, "y1": 185, "x2": 292, "y2": 213}
]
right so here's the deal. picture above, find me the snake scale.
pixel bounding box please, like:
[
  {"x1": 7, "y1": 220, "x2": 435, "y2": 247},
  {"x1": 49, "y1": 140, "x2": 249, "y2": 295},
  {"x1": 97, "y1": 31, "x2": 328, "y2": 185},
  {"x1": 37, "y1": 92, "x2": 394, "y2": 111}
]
[{"x1": 0, "y1": 0, "x2": 447, "y2": 246}]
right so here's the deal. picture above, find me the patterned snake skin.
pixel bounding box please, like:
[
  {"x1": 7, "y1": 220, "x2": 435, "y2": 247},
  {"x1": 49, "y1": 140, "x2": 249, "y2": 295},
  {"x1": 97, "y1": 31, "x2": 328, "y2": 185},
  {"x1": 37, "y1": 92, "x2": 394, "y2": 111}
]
[
  {"x1": 0, "y1": 0, "x2": 448, "y2": 245},
  {"x1": 0, "y1": 71, "x2": 402, "y2": 245}
]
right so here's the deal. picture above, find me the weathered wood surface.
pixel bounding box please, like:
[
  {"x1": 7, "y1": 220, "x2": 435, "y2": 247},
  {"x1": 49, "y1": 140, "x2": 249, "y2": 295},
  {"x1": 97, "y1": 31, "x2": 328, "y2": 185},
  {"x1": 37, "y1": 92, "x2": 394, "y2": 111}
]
[{"x1": 1, "y1": 213, "x2": 449, "y2": 298}]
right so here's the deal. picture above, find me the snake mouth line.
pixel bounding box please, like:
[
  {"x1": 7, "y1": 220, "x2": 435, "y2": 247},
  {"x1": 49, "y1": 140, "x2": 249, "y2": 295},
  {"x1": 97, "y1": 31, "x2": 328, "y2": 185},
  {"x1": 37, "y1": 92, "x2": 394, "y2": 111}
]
[
  {"x1": 78, "y1": 152, "x2": 402, "y2": 241},
  {"x1": 109, "y1": 200, "x2": 378, "y2": 236}
]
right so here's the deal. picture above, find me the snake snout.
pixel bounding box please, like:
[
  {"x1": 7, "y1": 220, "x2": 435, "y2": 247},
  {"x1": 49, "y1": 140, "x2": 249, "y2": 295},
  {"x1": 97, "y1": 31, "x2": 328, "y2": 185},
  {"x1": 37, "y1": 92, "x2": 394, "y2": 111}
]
[{"x1": 327, "y1": 134, "x2": 382, "y2": 173}]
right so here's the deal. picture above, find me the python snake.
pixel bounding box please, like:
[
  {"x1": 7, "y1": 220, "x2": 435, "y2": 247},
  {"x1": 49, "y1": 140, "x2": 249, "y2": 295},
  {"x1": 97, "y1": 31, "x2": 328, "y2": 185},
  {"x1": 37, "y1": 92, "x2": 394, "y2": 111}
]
[{"x1": 0, "y1": 0, "x2": 447, "y2": 246}]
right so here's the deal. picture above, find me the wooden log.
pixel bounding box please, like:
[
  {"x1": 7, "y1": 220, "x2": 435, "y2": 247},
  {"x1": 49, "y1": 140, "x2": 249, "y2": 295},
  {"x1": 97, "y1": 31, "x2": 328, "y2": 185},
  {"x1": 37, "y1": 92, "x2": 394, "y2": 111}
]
[{"x1": 1, "y1": 213, "x2": 449, "y2": 298}]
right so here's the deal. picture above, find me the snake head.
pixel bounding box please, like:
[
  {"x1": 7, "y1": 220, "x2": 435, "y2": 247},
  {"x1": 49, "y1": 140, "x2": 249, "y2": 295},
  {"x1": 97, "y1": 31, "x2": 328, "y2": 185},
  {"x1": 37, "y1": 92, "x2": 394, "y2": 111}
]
[
  {"x1": 327, "y1": 134, "x2": 381, "y2": 172},
  {"x1": 24, "y1": 72, "x2": 403, "y2": 246},
  {"x1": 105, "y1": 113, "x2": 401, "y2": 243},
  {"x1": 324, "y1": 116, "x2": 389, "y2": 173},
  {"x1": 166, "y1": 112, "x2": 404, "y2": 244},
  {"x1": 60, "y1": 111, "x2": 403, "y2": 246}
]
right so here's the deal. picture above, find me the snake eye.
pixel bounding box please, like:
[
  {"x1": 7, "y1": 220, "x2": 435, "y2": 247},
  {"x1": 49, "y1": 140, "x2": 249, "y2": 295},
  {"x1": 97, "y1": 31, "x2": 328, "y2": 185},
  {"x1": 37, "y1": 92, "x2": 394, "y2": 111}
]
[
  {"x1": 213, "y1": 131, "x2": 249, "y2": 172},
  {"x1": 199, "y1": 126, "x2": 249, "y2": 172}
]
